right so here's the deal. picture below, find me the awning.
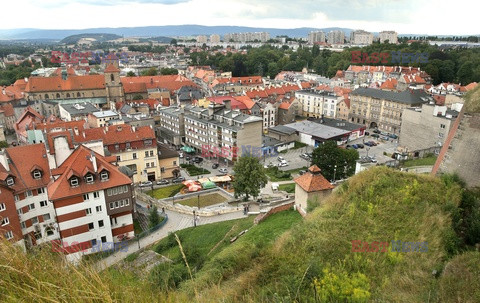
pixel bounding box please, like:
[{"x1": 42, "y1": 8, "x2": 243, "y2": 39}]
[
  {"x1": 201, "y1": 181, "x2": 216, "y2": 189},
  {"x1": 209, "y1": 175, "x2": 232, "y2": 183},
  {"x1": 181, "y1": 146, "x2": 195, "y2": 153}
]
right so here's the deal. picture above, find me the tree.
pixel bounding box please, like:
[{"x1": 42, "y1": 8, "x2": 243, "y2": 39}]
[
  {"x1": 133, "y1": 94, "x2": 144, "y2": 100},
  {"x1": 233, "y1": 155, "x2": 268, "y2": 201},
  {"x1": 126, "y1": 71, "x2": 136, "y2": 77},
  {"x1": 0, "y1": 141, "x2": 8, "y2": 149},
  {"x1": 311, "y1": 141, "x2": 359, "y2": 182},
  {"x1": 148, "y1": 205, "x2": 160, "y2": 228},
  {"x1": 170, "y1": 38, "x2": 177, "y2": 46},
  {"x1": 160, "y1": 67, "x2": 178, "y2": 75},
  {"x1": 141, "y1": 67, "x2": 158, "y2": 76}
]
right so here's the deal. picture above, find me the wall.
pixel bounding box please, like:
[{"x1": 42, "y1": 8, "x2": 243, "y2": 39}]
[{"x1": 254, "y1": 202, "x2": 294, "y2": 224}]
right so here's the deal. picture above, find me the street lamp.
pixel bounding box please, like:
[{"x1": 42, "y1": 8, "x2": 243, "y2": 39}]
[
  {"x1": 197, "y1": 194, "x2": 200, "y2": 209},
  {"x1": 193, "y1": 210, "x2": 196, "y2": 227},
  {"x1": 333, "y1": 164, "x2": 337, "y2": 183}
]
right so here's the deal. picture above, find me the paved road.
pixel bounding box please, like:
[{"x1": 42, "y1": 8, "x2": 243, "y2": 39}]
[{"x1": 96, "y1": 201, "x2": 246, "y2": 270}]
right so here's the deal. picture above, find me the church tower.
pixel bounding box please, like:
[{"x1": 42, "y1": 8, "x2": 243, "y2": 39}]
[{"x1": 104, "y1": 64, "x2": 124, "y2": 110}]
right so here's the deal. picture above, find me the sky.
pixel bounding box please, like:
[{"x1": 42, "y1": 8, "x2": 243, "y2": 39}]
[{"x1": 1, "y1": 0, "x2": 478, "y2": 35}]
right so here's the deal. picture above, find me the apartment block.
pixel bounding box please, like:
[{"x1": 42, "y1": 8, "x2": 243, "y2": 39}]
[
  {"x1": 378, "y1": 31, "x2": 398, "y2": 44},
  {"x1": 295, "y1": 90, "x2": 342, "y2": 119},
  {"x1": 350, "y1": 30, "x2": 373, "y2": 45},
  {"x1": 48, "y1": 145, "x2": 134, "y2": 262},
  {"x1": 157, "y1": 106, "x2": 186, "y2": 147},
  {"x1": 327, "y1": 30, "x2": 345, "y2": 44},
  {"x1": 0, "y1": 144, "x2": 60, "y2": 250},
  {"x1": 210, "y1": 34, "x2": 220, "y2": 43},
  {"x1": 184, "y1": 101, "x2": 262, "y2": 163},
  {"x1": 308, "y1": 31, "x2": 326, "y2": 44},
  {"x1": 349, "y1": 88, "x2": 434, "y2": 133}
]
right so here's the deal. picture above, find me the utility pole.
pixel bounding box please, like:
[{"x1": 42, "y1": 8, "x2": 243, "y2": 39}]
[{"x1": 193, "y1": 210, "x2": 196, "y2": 227}]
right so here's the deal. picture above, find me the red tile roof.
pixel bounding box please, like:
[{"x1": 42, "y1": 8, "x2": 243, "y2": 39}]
[
  {"x1": 207, "y1": 96, "x2": 247, "y2": 110},
  {"x1": 294, "y1": 165, "x2": 334, "y2": 192},
  {"x1": 5, "y1": 144, "x2": 51, "y2": 192},
  {"x1": 234, "y1": 95, "x2": 256, "y2": 110},
  {"x1": 104, "y1": 64, "x2": 120, "y2": 73},
  {"x1": 278, "y1": 102, "x2": 292, "y2": 110},
  {"x1": 120, "y1": 75, "x2": 197, "y2": 95},
  {"x1": 128, "y1": 98, "x2": 160, "y2": 110},
  {"x1": 25, "y1": 75, "x2": 106, "y2": 92},
  {"x1": 48, "y1": 145, "x2": 132, "y2": 201},
  {"x1": 380, "y1": 78, "x2": 398, "y2": 90}
]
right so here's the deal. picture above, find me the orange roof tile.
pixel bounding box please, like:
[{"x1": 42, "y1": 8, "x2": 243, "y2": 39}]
[
  {"x1": 25, "y1": 75, "x2": 106, "y2": 92},
  {"x1": 294, "y1": 165, "x2": 334, "y2": 192},
  {"x1": 104, "y1": 64, "x2": 120, "y2": 73},
  {"x1": 48, "y1": 145, "x2": 132, "y2": 201}
]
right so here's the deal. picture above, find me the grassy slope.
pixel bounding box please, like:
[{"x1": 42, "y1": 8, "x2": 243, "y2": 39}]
[
  {"x1": 147, "y1": 184, "x2": 184, "y2": 199},
  {"x1": 182, "y1": 167, "x2": 466, "y2": 302},
  {"x1": 402, "y1": 155, "x2": 437, "y2": 167},
  {"x1": 464, "y1": 84, "x2": 480, "y2": 114}
]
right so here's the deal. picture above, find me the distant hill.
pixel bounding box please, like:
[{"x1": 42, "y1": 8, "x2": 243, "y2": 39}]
[
  {"x1": 138, "y1": 36, "x2": 173, "y2": 43},
  {"x1": 0, "y1": 25, "x2": 354, "y2": 40},
  {"x1": 60, "y1": 33, "x2": 122, "y2": 44}
]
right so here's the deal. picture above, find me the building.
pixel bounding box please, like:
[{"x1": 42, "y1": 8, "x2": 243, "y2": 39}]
[
  {"x1": 0, "y1": 144, "x2": 59, "y2": 249},
  {"x1": 399, "y1": 103, "x2": 459, "y2": 153},
  {"x1": 196, "y1": 35, "x2": 208, "y2": 44},
  {"x1": 350, "y1": 30, "x2": 373, "y2": 45},
  {"x1": 283, "y1": 120, "x2": 350, "y2": 146},
  {"x1": 349, "y1": 88, "x2": 434, "y2": 133},
  {"x1": 87, "y1": 110, "x2": 119, "y2": 128},
  {"x1": 260, "y1": 102, "x2": 277, "y2": 131},
  {"x1": 48, "y1": 145, "x2": 134, "y2": 262},
  {"x1": 210, "y1": 34, "x2": 220, "y2": 43},
  {"x1": 308, "y1": 116, "x2": 366, "y2": 141},
  {"x1": 59, "y1": 103, "x2": 99, "y2": 121},
  {"x1": 157, "y1": 143, "x2": 180, "y2": 179},
  {"x1": 327, "y1": 30, "x2": 345, "y2": 44},
  {"x1": 184, "y1": 102, "x2": 263, "y2": 163},
  {"x1": 223, "y1": 32, "x2": 270, "y2": 43},
  {"x1": 268, "y1": 125, "x2": 298, "y2": 143},
  {"x1": 308, "y1": 31, "x2": 326, "y2": 44},
  {"x1": 295, "y1": 90, "x2": 342, "y2": 119},
  {"x1": 294, "y1": 165, "x2": 334, "y2": 213},
  {"x1": 14, "y1": 107, "x2": 45, "y2": 144},
  {"x1": 336, "y1": 98, "x2": 350, "y2": 121},
  {"x1": 157, "y1": 106, "x2": 186, "y2": 147},
  {"x1": 378, "y1": 31, "x2": 398, "y2": 44},
  {"x1": 277, "y1": 99, "x2": 301, "y2": 125}
]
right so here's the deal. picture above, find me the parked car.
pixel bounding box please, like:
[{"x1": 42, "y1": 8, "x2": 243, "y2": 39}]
[
  {"x1": 389, "y1": 134, "x2": 398, "y2": 139},
  {"x1": 193, "y1": 156, "x2": 203, "y2": 163},
  {"x1": 368, "y1": 141, "x2": 377, "y2": 146},
  {"x1": 156, "y1": 179, "x2": 169, "y2": 185},
  {"x1": 357, "y1": 143, "x2": 365, "y2": 149},
  {"x1": 212, "y1": 163, "x2": 219, "y2": 169},
  {"x1": 380, "y1": 131, "x2": 389, "y2": 136},
  {"x1": 277, "y1": 162, "x2": 288, "y2": 167},
  {"x1": 186, "y1": 156, "x2": 191, "y2": 161},
  {"x1": 368, "y1": 156, "x2": 377, "y2": 163},
  {"x1": 365, "y1": 131, "x2": 370, "y2": 136},
  {"x1": 300, "y1": 153, "x2": 310, "y2": 160},
  {"x1": 139, "y1": 181, "x2": 153, "y2": 187},
  {"x1": 277, "y1": 156, "x2": 285, "y2": 162},
  {"x1": 346, "y1": 145, "x2": 353, "y2": 149},
  {"x1": 381, "y1": 135, "x2": 390, "y2": 141},
  {"x1": 264, "y1": 162, "x2": 274, "y2": 168},
  {"x1": 351, "y1": 144, "x2": 359, "y2": 149},
  {"x1": 364, "y1": 141, "x2": 373, "y2": 147},
  {"x1": 172, "y1": 177, "x2": 185, "y2": 183},
  {"x1": 371, "y1": 134, "x2": 380, "y2": 138},
  {"x1": 179, "y1": 152, "x2": 184, "y2": 158},
  {"x1": 373, "y1": 129, "x2": 381, "y2": 134},
  {"x1": 219, "y1": 168, "x2": 228, "y2": 174},
  {"x1": 299, "y1": 170, "x2": 307, "y2": 175}
]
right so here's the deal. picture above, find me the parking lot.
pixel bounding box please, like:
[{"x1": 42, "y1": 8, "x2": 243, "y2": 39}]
[{"x1": 346, "y1": 135, "x2": 399, "y2": 164}]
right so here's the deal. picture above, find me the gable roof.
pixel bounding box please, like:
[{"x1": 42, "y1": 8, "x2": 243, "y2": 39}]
[
  {"x1": 48, "y1": 145, "x2": 132, "y2": 200},
  {"x1": 25, "y1": 75, "x2": 106, "y2": 92}
]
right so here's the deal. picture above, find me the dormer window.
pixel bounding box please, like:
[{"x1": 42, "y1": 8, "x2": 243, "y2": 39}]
[
  {"x1": 33, "y1": 170, "x2": 42, "y2": 179},
  {"x1": 144, "y1": 139, "x2": 152, "y2": 146},
  {"x1": 6, "y1": 177, "x2": 14, "y2": 186},
  {"x1": 100, "y1": 171, "x2": 109, "y2": 181},
  {"x1": 70, "y1": 177, "x2": 79, "y2": 187},
  {"x1": 85, "y1": 174, "x2": 94, "y2": 184}
]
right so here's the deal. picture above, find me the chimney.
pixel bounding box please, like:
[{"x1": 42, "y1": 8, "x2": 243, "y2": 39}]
[
  {"x1": 224, "y1": 99, "x2": 231, "y2": 110},
  {"x1": 0, "y1": 151, "x2": 10, "y2": 171},
  {"x1": 90, "y1": 151, "x2": 97, "y2": 172}
]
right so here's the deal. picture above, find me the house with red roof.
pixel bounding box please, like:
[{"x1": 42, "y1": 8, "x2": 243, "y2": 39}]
[
  {"x1": 48, "y1": 145, "x2": 134, "y2": 263},
  {"x1": 294, "y1": 165, "x2": 334, "y2": 213},
  {"x1": 14, "y1": 107, "x2": 45, "y2": 143}
]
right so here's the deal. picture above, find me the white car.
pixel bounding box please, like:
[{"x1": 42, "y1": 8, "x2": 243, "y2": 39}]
[
  {"x1": 277, "y1": 161, "x2": 288, "y2": 167},
  {"x1": 138, "y1": 181, "x2": 153, "y2": 187},
  {"x1": 277, "y1": 156, "x2": 285, "y2": 162},
  {"x1": 218, "y1": 168, "x2": 228, "y2": 174}
]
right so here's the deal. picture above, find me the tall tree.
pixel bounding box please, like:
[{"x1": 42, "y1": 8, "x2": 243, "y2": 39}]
[
  {"x1": 311, "y1": 141, "x2": 359, "y2": 182},
  {"x1": 148, "y1": 205, "x2": 160, "y2": 228},
  {"x1": 233, "y1": 155, "x2": 268, "y2": 201}
]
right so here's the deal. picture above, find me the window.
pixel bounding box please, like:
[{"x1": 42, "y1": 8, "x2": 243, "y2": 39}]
[
  {"x1": 98, "y1": 220, "x2": 104, "y2": 228},
  {"x1": 146, "y1": 163, "x2": 150, "y2": 168},
  {"x1": 133, "y1": 153, "x2": 137, "y2": 159},
  {"x1": 86, "y1": 208, "x2": 92, "y2": 215},
  {"x1": 26, "y1": 190, "x2": 32, "y2": 197},
  {"x1": 145, "y1": 151, "x2": 149, "y2": 157},
  {"x1": 125, "y1": 198, "x2": 130, "y2": 206},
  {"x1": 115, "y1": 201, "x2": 119, "y2": 208},
  {"x1": 28, "y1": 203, "x2": 35, "y2": 210},
  {"x1": 116, "y1": 156, "x2": 121, "y2": 162},
  {"x1": 101, "y1": 236, "x2": 107, "y2": 243},
  {"x1": 31, "y1": 217, "x2": 38, "y2": 224},
  {"x1": 91, "y1": 239, "x2": 97, "y2": 246},
  {"x1": 0, "y1": 203, "x2": 5, "y2": 211},
  {"x1": 120, "y1": 200, "x2": 124, "y2": 207},
  {"x1": 40, "y1": 200, "x2": 48, "y2": 207},
  {"x1": 85, "y1": 174, "x2": 94, "y2": 183},
  {"x1": 17, "y1": 208, "x2": 23, "y2": 215},
  {"x1": 161, "y1": 167, "x2": 165, "y2": 173},
  {"x1": 33, "y1": 170, "x2": 42, "y2": 179},
  {"x1": 1, "y1": 217, "x2": 9, "y2": 226},
  {"x1": 20, "y1": 222, "x2": 26, "y2": 229},
  {"x1": 149, "y1": 150, "x2": 154, "y2": 157},
  {"x1": 173, "y1": 161, "x2": 177, "y2": 165},
  {"x1": 6, "y1": 177, "x2": 14, "y2": 186},
  {"x1": 14, "y1": 195, "x2": 19, "y2": 202},
  {"x1": 126, "y1": 142, "x2": 131, "y2": 149},
  {"x1": 43, "y1": 214, "x2": 51, "y2": 221},
  {"x1": 111, "y1": 217, "x2": 117, "y2": 225},
  {"x1": 96, "y1": 206, "x2": 102, "y2": 213},
  {"x1": 109, "y1": 202, "x2": 114, "y2": 210},
  {"x1": 88, "y1": 222, "x2": 94, "y2": 230},
  {"x1": 115, "y1": 144, "x2": 119, "y2": 150},
  {"x1": 70, "y1": 177, "x2": 79, "y2": 187},
  {"x1": 37, "y1": 187, "x2": 45, "y2": 194},
  {"x1": 145, "y1": 139, "x2": 152, "y2": 146},
  {"x1": 93, "y1": 192, "x2": 100, "y2": 199},
  {"x1": 100, "y1": 171, "x2": 109, "y2": 181},
  {"x1": 4, "y1": 231, "x2": 13, "y2": 240},
  {"x1": 440, "y1": 124, "x2": 446, "y2": 129},
  {"x1": 83, "y1": 193, "x2": 89, "y2": 201}
]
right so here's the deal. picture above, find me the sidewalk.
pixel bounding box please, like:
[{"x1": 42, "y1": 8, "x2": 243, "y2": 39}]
[{"x1": 96, "y1": 203, "x2": 246, "y2": 270}]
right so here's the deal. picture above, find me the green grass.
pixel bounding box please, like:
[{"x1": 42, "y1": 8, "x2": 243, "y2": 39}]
[
  {"x1": 147, "y1": 184, "x2": 184, "y2": 199},
  {"x1": 293, "y1": 141, "x2": 307, "y2": 149},
  {"x1": 278, "y1": 183, "x2": 295, "y2": 193},
  {"x1": 285, "y1": 166, "x2": 308, "y2": 175},
  {"x1": 402, "y1": 156, "x2": 437, "y2": 167},
  {"x1": 265, "y1": 166, "x2": 292, "y2": 181},
  {"x1": 180, "y1": 164, "x2": 210, "y2": 176},
  {"x1": 175, "y1": 193, "x2": 227, "y2": 208}
]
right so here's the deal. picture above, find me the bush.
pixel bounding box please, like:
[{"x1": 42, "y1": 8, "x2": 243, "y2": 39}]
[
  {"x1": 180, "y1": 164, "x2": 210, "y2": 176},
  {"x1": 150, "y1": 262, "x2": 189, "y2": 290}
]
